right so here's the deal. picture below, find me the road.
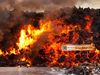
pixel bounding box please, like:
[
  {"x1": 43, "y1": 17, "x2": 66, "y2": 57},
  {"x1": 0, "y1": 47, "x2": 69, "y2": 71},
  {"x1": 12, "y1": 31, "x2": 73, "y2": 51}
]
[{"x1": 0, "y1": 67, "x2": 65, "y2": 75}]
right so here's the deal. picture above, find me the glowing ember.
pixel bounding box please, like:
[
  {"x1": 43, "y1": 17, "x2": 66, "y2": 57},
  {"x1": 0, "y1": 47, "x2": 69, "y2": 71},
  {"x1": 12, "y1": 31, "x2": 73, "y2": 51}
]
[
  {"x1": 19, "y1": 56, "x2": 32, "y2": 66},
  {"x1": 85, "y1": 16, "x2": 93, "y2": 32},
  {"x1": 20, "y1": 57, "x2": 26, "y2": 61}
]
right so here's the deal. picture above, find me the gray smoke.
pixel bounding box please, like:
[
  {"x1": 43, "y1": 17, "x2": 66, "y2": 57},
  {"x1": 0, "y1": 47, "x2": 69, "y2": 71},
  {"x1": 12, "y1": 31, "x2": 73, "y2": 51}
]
[
  {"x1": 0, "y1": 0, "x2": 78, "y2": 22},
  {"x1": 0, "y1": 0, "x2": 77, "y2": 11}
]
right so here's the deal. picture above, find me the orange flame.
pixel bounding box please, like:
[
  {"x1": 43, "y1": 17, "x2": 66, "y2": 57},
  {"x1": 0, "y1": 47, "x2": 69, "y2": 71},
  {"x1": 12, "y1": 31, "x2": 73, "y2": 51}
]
[
  {"x1": 0, "y1": 16, "x2": 99, "y2": 67},
  {"x1": 17, "y1": 21, "x2": 51, "y2": 50},
  {"x1": 0, "y1": 49, "x2": 3, "y2": 55},
  {"x1": 17, "y1": 25, "x2": 35, "y2": 50},
  {"x1": 85, "y1": 16, "x2": 93, "y2": 32}
]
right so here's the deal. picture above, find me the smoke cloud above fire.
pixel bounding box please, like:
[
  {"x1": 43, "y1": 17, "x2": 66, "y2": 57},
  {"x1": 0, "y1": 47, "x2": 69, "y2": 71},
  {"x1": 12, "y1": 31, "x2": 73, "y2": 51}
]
[
  {"x1": 0, "y1": 0, "x2": 77, "y2": 11},
  {"x1": 0, "y1": 0, "x2": 100, "y2": 41},
  {"x1": 0, "y1": 0, "x2": 100, "y2": 11}
]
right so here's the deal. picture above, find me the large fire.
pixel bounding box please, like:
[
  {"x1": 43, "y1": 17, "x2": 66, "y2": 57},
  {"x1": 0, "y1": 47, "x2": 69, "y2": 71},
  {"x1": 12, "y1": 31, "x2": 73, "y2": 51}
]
[{"x1": 0, "y1": 15, "x2": 99, "y2": 67}]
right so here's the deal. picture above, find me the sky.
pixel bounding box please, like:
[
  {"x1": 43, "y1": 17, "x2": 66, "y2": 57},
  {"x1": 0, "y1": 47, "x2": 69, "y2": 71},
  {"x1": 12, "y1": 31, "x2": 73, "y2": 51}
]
[{"x1": 76, "y1": 0, "x2": 100, "y2": 9}]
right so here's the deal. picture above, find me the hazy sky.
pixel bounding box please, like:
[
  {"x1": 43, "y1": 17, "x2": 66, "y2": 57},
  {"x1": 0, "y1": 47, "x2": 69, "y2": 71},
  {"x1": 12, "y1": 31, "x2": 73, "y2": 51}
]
[{"x1": 76, "y1": 0, "x2": 100, "y2": 9}]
